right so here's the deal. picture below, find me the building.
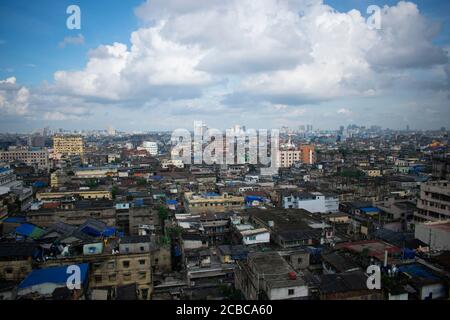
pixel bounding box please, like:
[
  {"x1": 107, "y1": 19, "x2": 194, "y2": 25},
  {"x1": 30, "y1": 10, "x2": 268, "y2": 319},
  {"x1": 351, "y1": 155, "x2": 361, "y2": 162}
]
[
  {"x1": 161, "y1": 159, "x2": 184, "y2": 169},
  {"x1": 50, "y1": 170, "x2": 71, "y2": 188},
  {"x1": 415, "y1": 180, "x2": 450, "y2": 222},
  {"x1": 0, "y1": 147, "x2": 49, "y2": 170},
  {"x1": 235, "y1": 251, "x2": 309, "y2": 300},
  {"x1": 74, "y1": 166, "x2": 118, "y2": 179},
  {"x1": 279, "y1": 149, "x2": 302, "y2": 168},
  {"x1": 248, "y1": 208, "x2": 334, "y2": 248},
  {"x1": 183, "y1": 192, "x2": 244, "y2": 213},
  {"x1": 53, "y1": 135, "x2": 84, "y2": 155},
  {"x1": 299, "y1": 144, "x2": 315, "y2": 165},
  {"x1": 282, "y1": 191, "x2": 339, "y2": 213},
  {"x1": 415, "y1": 220, "x2": 450, "y2": 251},
  {"x1": 36, "y1": 190, "x2": 112, "y2": 201},
  {"x1": 139, "y1": 141, "x2": 158, "y2": 156}
]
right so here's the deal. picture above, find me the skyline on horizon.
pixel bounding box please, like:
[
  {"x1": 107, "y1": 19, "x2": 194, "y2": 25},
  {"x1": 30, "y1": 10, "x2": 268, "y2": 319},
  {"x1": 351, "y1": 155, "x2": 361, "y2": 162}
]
[{"x1": 1, "y1": 0, "x2": 450, "y2": 133}]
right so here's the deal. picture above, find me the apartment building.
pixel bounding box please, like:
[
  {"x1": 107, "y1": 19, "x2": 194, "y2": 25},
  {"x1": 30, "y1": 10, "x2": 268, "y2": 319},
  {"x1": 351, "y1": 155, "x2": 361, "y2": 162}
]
[
  {"x1": 415, "y1": 180, "x2": 450, "y2": 222},
  {"x1": 279, "y1": 149, "x2": 302, "y2": 168},
  {"x1": 0, "y1": 147, "x2": 49, "y2": 170},
  {"x1": 299, "y1": 144, "x2": 316, "y2": 165},
  {"x1": 282, "y1": 191, "x2": 339, "y2": 213},
  {"x1": 235, "y1": 251, "x2": 309, "y2": 300},
  {"x1": 184, "y1": 192, "x2": 244, "y2": 213},
  {"x1": 278, "y1": 144, "x2": 316, "y2": 168},
  {"x1": 53, "y1": 135, "x2": 84, "y2": 155}
]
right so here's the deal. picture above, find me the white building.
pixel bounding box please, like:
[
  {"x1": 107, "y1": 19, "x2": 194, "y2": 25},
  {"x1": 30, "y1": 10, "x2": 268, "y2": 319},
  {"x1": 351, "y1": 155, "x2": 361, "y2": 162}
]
[
  {"x1": 140, "y1": 141, "x2": 158, "y2": 156},
  {"x1": 415, "y1": 220, "x2": 450, "y2": 251},
  {"x1": 282, "y1": 191, "x2": 339, "y2": 213},
  {"x1": 161, "y1": 159, "x2": 184, "y2": 169},
  {"x1": 240, "y1": 228, "x2": 270, "y2": 245}
]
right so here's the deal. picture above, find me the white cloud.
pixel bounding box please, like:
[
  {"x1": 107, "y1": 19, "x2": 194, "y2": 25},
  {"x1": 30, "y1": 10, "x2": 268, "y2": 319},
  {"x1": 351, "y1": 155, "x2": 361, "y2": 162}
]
[
  {"x1": 0, "y1": 77, "x2": 29, "y2": 115},
  {"x1": 0, "y1": 77, "x2": 16, "y2": 84},
  {"x1": 4, "y1": 0, "x2": 449, "y2": 130}
]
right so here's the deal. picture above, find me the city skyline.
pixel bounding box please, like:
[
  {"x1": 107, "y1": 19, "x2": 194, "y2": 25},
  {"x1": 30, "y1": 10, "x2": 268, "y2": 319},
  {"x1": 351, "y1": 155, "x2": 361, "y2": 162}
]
[{"x1": 1, "y1": 0, "x2": 450, "y2": 132}]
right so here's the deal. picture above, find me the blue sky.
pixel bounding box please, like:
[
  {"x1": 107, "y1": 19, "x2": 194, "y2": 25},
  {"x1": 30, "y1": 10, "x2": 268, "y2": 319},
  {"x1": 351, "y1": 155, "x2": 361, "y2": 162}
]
[{"x1": 0, "y1": 0, "x2": 449, "y2": 132}]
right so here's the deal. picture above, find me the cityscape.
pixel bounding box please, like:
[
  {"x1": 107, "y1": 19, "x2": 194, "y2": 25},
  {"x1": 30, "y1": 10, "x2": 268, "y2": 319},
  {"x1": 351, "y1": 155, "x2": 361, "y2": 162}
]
[{"x1": 0, "y1": 0, "x2": 450, "y2": 307}]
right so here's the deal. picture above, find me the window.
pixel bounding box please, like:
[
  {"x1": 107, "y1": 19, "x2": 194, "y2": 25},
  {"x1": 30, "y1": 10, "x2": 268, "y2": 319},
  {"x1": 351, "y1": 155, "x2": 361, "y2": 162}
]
[
  {"x1": 5, "y1": 268, "x2": 13, "y2": 274},
  {"x1": 123, "y1": 273, "x2": 131, "y2": 281},
  {"x1": 141, "y1": 288, "x2": 149, "y2": 299},
  {"x1": 109, "y1": 274, "x2": 116, "y2": 282},
  {"x1": 93, "y1": 262, "x2": 102, "y2": 269},
  {"x1": 288, "y1": 289, "x2": 295, "y2": 296},
  {"x1": 94, "y1": 275, "x2": 102, "y2": 283},
  {"x1": 139, "y1": 272, "x2": 147, "y2": 280},
  {"x1": 297, "y1": 258, "x2": 303, "y2": 264},
  {"x1": 122, "y1": 260, "x2": 130, "y2": 268},
  {"x1": 140, "y1": 246, "x2": 145, "y2": 252},
  {"x1": 139, "y1": 259, "x2": 146, "y2": 265}
]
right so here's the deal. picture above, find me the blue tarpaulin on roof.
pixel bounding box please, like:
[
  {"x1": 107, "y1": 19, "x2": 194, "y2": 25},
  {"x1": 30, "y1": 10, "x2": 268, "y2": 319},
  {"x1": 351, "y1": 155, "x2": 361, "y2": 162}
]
[
  {"x1": 166, "y1": 199, "x2": 177, "y2": 205},
  {"x1": 401, "y1": 248, "x2": 416, "y2": 260},
  {"x1": 80, "y1": 226, "x2": 102, "y2": 237},
  {"x1": 4, "y1": 216, "x2": 26, "y2": 224},
  {"x1": 15, "y1": 223, "x2": 45, "y2": 239},
  {"x1": 151, "y1": 175, "x2": 163, "y2": 181},
  {"x1": 360, "y1": 207, "x2": 379, "y2": 213},
  {"x1": 19, "y1": 263, "x2": 89, "y2": 289},
  {"x1": 33, "y1": 181, "x2": 47, "y2": 188},
  {"x1": 102, "y1": 227, "x2": 116, "y2": 237}
]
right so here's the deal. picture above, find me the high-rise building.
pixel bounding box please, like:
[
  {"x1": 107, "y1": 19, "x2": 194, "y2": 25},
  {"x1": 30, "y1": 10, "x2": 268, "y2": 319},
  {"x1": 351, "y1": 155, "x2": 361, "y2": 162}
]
[
  {"x1": 300, "y1": 144, "x2": 316, "y2": 165},
  {"x1": 278, "y1": 144, "x2": 316, "y2": 168},
  {"x1": 415, "y1": 180, "x2": 450, "y2": 222},
  {"x1": 53, "y1": 135, "x2": 84, "y2": 155}
]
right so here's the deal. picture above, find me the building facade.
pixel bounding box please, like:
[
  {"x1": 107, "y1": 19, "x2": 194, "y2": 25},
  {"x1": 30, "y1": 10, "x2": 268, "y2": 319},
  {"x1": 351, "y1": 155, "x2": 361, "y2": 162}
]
[
  {"x1": 53, "y1": 135, "x2": 84, "y2": 155},
  {"x1": 0, "y1": 147, "x2": 49, "y2": 170},
  {"x1": 415, "y1": 180, "x2": 450, "y2": 222}
]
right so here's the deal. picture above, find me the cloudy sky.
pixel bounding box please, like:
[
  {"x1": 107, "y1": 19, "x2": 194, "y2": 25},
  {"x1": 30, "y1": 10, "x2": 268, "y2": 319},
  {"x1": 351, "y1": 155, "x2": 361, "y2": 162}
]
[{"x1": 0, "y1": 0, "x2": 449, "y2": 132}]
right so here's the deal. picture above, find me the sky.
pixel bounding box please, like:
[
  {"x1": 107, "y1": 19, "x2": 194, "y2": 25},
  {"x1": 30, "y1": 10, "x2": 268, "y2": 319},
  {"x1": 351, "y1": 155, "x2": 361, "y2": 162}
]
[{"x1": 0, "y1": 0, "x2": 449, "y2": 133}]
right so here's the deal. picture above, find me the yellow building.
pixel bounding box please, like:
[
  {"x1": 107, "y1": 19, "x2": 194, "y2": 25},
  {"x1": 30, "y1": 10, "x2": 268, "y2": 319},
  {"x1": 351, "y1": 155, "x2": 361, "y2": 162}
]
[
  {"x1": 184, "y1": 192, "x2": 244, "y2": 213},
  {"x1": 36, "y1": 190, "x2": 112, "y2": 201},
  {"x1": 50, "y1": 170, "x2": 70, "y2": 188},
  {"x1": 53, "y1": 135, "x2": 84, "y2": 155},
  {"x1": 279, "y1": 150, "x2": 302, "y2": 168}
]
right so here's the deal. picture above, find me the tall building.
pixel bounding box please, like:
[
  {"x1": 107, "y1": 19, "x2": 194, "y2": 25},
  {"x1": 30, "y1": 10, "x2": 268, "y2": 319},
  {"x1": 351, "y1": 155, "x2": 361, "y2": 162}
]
[
  {"x1": 0, "y1": 147, "x2": 49, "y2": 170},
  {"x1": 278, "y1": 144, "x2": 316, "y2": 168},
  {"x1": 300, "y1": 144, "x2": 316, "y2": 165},
  {"x1": 415, "y1": 180, "x2": 450, "y2": 222},
  {"x1": 53, "y1": 135, "x2": 84, "y2": 155},
  {"x1": 279, "y1": 149, "x2": 302, "y2": 168}
]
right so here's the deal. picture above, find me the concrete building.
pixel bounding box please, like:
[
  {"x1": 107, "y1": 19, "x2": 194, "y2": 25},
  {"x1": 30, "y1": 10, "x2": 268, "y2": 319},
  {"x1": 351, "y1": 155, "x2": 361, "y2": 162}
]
[
  {"x1": 279, "y1": 149, "x2": 302, "y2": 168},
  {"x1": 415, "y1": 180, "x2": 450, "y2": 222},
  {"x1": 235, "y1": 251, "x2": 309, "y2": 300},
  {"x1": 415, "y1": 221, "x2": 450, "y2": 251},
  {"x1": 299, "y1": 144, "x2": 315, "y2": 165},
  {"x1": 161, "y1": 159, "x2": 184, "y2": 169},
  {"x1": 53, "y1": 135, "x2": 84, "y2": 155},
  {"x1": 282, "y1": 191, "x2": 339, "y2": 213},
  {"x1": 139, "y1": 141, "x2": 158, "y2": 156},
  {"x1": 0, "y1": 147, "x2": 49, "y2": 170},
  {"x1": 184, "y1": 192, "x2": 244, "y2": 213}
]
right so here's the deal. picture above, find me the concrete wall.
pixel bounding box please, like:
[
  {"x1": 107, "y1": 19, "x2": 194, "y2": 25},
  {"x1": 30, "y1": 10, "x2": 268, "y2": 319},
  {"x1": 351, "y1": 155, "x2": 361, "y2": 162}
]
[{"x1": 268, "y1": 285, "x2": 308, "y2": 300}]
